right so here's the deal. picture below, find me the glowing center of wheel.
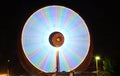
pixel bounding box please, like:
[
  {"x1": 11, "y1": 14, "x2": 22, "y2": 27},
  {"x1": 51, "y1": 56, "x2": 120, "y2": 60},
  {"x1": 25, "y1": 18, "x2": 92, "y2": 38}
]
[
  {"x1": 49, "y1": 32, "x2": 64, "y2": 47},
  {"x1": 57, "y1": 37, "x2": 61, "y2": 42}
]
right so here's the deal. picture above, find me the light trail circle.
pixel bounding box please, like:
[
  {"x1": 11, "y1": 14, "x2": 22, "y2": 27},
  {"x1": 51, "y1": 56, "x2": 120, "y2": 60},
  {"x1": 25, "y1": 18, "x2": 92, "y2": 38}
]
[{"x1": 21, "y1": 5, "x2": 90, "y2": 73}]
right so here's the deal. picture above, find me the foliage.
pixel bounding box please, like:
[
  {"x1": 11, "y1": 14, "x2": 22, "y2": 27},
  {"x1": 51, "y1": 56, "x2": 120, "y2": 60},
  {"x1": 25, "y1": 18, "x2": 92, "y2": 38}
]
[{"x1": 103, "y1": 57, "x2": 114, "y2": 76}]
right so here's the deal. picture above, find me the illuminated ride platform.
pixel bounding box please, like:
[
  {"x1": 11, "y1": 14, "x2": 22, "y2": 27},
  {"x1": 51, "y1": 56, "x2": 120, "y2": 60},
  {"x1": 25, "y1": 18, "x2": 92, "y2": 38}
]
[{"x1": 19, "y1": 5, "x2": 93, "y2": 76}]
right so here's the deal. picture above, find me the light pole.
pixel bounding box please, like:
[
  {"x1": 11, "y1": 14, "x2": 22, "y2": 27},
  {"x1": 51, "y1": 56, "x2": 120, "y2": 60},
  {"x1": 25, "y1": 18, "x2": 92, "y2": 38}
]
[{"x1": 95, "y1": 56, "x2": 100, "y2": 76}]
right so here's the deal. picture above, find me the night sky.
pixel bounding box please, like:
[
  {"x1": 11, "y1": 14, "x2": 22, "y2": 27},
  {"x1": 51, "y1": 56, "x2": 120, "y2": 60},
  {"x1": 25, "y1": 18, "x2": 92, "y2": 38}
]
[{"x1": 0, "y1": 0, "x2": 119, "y2": 75}]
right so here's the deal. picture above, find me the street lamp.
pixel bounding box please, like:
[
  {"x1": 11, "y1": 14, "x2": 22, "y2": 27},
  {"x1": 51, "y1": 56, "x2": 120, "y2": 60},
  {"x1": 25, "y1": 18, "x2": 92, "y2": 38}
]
[{"x1": 95, "y1": 56, "x2": 100, "y2": 76}]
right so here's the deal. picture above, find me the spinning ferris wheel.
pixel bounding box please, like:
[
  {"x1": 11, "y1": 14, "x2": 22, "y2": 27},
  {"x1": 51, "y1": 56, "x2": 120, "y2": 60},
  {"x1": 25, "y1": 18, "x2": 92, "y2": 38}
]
[{"x1": 21, "y1": 5, "x2": 92, "y2": 74}]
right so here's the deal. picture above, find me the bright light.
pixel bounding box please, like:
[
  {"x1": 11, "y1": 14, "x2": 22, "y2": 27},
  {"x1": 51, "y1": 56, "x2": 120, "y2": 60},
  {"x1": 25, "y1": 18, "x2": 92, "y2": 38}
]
[
  {"x1": 95, "y1": 56, "x2": 100, "y2": 60},
  {"x1": 21, "y1": 5, "x2": 90, "y2": 72},
  {"x1": 0, "y1": 74, "x2": 8, "y2": 76},
  {"x1": 55, "y1": 47, "x2": 59, "y2": 51}
]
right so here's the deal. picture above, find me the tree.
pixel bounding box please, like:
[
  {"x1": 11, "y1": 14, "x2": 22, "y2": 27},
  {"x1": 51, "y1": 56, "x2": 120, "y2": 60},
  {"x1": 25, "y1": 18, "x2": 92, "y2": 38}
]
[{"x1": 103, "y1": 57, "x2": 114, "y2": 76}]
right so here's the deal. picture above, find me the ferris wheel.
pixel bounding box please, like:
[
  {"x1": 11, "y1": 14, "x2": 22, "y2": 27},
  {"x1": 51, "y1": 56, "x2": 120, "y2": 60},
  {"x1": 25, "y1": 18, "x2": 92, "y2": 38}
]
[{"x1": 21, "y1": 5, "x2": 91, "y2": 73}]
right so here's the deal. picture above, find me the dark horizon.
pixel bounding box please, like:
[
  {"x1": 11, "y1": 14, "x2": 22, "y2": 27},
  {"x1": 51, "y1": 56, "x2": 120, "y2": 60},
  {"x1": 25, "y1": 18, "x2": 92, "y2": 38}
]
[{"x1": 0, "y1": 0, "x2": 119, "y2": 75}]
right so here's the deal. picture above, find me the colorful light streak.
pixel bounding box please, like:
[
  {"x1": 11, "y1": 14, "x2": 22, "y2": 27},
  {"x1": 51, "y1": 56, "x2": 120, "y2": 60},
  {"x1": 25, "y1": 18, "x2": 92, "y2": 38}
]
[{"x1": 21, "y1": 5, "x2": 90, "y2": 73}]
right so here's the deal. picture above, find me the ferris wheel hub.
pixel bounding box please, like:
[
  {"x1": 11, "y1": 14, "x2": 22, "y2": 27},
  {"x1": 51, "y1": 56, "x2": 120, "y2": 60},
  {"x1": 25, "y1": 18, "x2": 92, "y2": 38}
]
[{"x1": 49, "y1": 31, "x2": 64, "y2": 47}]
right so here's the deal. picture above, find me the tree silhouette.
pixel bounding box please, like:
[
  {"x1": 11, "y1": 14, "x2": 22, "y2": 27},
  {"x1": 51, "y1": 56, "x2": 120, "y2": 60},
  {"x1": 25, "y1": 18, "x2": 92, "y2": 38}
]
[{"x1": 103, "y1": 57, "x2": 114, "y2": 76}]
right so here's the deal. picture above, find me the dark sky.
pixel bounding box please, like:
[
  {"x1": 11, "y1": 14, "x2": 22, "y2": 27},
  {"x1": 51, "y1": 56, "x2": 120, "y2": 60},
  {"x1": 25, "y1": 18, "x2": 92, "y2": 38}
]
[{"x1": 0, "y1": 0, "x2": 119, "y2": 75}]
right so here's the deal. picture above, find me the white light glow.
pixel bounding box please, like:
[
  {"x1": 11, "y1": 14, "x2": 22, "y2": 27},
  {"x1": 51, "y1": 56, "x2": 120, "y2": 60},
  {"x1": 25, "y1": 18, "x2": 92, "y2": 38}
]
[{"x1": 21, "y1": 5, "x2": 90, "y2": 73}]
